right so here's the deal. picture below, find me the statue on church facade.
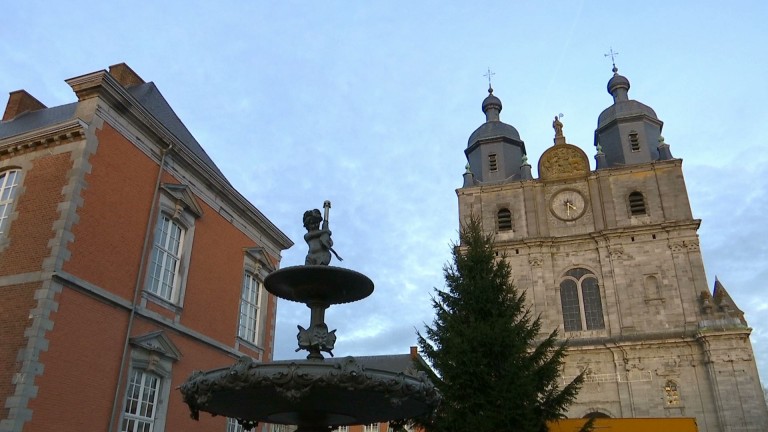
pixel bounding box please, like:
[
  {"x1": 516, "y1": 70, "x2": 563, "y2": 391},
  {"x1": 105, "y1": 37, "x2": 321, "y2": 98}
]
[
  {"x1": 303, "y1": 200, "x2": 343, "y2": 265},
  {"x1": 553, "y1": 115, "x2": 564, "y2": 138}
]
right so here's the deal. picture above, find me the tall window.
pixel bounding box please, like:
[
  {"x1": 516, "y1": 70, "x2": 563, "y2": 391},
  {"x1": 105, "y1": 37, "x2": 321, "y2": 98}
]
[
  {"x1": 363, "y1": 424, "x2": 380, "y2": 432},
  {"x1": 497, "y1": 208, "x2": 512, "y2": 231},
  {"x1": 147, "y1": 215, "x2": 185, "y2": 302},
  {"x1": 0, "y1": 169, "x2": 20, "y2": 236},
  {"x1": 239, "y1": 271, "x2": 263, "y2": 344},
  {"x1": 121, "y1": 369, "x2": 161, "y2": 432},
  {"x1": 334, "y1": 427, "x2": 349, "y2": 432},
  {"x1": 559, "y1": 268, "x2": 605, "y2": 332},
  {"x1": 628, "y1": 191, "x2": 647, "y2": 216}
]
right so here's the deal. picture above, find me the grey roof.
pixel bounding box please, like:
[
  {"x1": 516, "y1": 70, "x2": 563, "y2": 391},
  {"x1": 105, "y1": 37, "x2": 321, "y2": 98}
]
[
  {"x1": 0, "y1": 82, "x2": 228, "y2": 184},
  {"x1": 597, "y1": 99, "x2": 658, "y2": 129},
  {"x1": 0, "y1": 102, "x2": 77, "y2": 140},
  {"x1": 127, "y1": 82, "x2": 228, "y2": 182},
  {"x1": 467, "y1": 120, "x2": 521, "y2": 146}
]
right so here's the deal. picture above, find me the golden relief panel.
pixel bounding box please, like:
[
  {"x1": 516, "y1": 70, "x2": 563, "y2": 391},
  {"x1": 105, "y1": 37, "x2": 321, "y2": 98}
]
[{"x1": 538, "y1": 144, "x2": 590, "y2": 180}]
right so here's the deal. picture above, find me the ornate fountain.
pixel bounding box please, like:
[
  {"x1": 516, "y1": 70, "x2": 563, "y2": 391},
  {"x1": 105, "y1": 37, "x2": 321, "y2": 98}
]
[{"x1": 179, "y1": 201, "x2": 439, "y2": 432}]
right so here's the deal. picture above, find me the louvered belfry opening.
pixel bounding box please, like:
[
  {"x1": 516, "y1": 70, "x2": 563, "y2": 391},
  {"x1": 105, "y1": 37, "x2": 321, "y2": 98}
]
[{"x1": 628, "y1": 191, "x2": 646, "y2": 215}]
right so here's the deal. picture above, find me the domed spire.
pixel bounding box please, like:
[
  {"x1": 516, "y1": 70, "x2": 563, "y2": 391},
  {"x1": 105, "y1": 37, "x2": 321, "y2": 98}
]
[
  {"x1": 468, "y1": 85, "x2": 521, "y2": 145},
  {"x1": 604, "y1": 48, "x2": 629, "y2": 102},
  {"x1": 463, "y1": 69, "x2": 526, "y2": 185},
  {"x1": 482, "y1": 85, "x2": 502, "y2": 122},
  {"x1": 595, "y1": 50, "x2": 666, "y2": 169},
  {"x1": 481, "y1": 68, "x2": 502, "y2": 122},
  {"x1": 607, "y1": 66, "x2": 630, "y2": 102}
]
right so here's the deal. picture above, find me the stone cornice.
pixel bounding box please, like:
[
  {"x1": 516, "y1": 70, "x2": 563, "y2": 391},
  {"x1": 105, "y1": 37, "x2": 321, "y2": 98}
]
[
  {"x1": 595, "y1": 112, "x2": 665, "y2": 133},
  {"x1": 547, "y1": 326, "x2": 754, "y2": 351},
  {"x1": 493, "y1": 219, "x2": 702, "y2": 250},
  {"x1": 457, "y1": 157, "x2": 683, "y2": 194},
  {"x1": 695, "y1": 328, "x2": 752, "y2": 340},
  {"x1": 52, "y1": 270, "x2": 263, "y2": 358},
  {"x1": 0, "y1": 120, "x2": 86, "y2": 157}
]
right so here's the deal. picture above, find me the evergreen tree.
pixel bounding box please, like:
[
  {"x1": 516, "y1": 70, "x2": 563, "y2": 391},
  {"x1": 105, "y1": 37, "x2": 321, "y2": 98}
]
[{"x1": 417, "y1": 218, "x2": 584, "y2": 432}]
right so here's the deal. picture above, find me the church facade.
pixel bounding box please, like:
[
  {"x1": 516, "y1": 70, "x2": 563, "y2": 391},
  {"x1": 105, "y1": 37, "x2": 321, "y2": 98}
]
[{"x1": 456, "y1": 68, "x2": 768, "y2": 432}]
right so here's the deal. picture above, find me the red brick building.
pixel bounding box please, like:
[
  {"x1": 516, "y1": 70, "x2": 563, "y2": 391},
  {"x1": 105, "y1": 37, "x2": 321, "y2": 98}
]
[{"x1": 0, "y1": 64, "x2": 292, "y2": 432}]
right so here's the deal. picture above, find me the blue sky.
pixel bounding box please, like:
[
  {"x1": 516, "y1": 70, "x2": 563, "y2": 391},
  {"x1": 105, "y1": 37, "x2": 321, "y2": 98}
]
[{"x1": 3, "y1": 1, "x2": 768, "y2": 381}]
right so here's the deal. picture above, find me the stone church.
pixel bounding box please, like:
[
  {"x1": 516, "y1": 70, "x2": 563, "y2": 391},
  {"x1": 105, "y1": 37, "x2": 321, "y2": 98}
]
[{"x1": 456, "y1": 67, "x2": 768, "y2": 431}]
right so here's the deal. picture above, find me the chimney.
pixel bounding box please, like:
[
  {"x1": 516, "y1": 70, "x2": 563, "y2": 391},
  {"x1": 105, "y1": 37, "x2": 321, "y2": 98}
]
[
  {"x1": 3, "y1": 90, "x2": 47, "y2": 121},
  {"x1": 410, "y1": 346, "x2": 418, "y2": 360},
  {"x1": 108, "y1": 63, "x2": 145, "y2": 88}
]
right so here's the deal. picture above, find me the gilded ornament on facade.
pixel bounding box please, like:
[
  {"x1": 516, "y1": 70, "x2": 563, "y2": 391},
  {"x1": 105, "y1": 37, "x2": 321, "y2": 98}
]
[{"x1": 538, "y1": 144, "x2": 590, "y2": 180}]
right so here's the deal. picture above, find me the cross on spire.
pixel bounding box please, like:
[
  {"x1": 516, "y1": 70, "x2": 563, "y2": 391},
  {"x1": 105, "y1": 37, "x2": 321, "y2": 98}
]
[
  {"x1": 483, "y1": 67, "x2": 495, "y2": 92},
  {"x1": 604, "y1": 48, "x2": 619, "y2": 72}
]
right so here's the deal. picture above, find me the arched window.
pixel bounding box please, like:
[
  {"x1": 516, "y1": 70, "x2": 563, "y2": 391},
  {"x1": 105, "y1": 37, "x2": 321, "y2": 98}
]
[
  {"x1": 0, "y1": 169, "x2": 21, "y2": 237},
  {"x1": 559, "y1": 268, "x2": 605, "y2": 332},
  {"x1": 583, "y1": 411, "x2": 611, "y2": 419},
  {"x1": 664, "y1": 380, "x2": 680, "y2": 406},
  {"x1": 497, "y1": 208, "x2": 512, "y2": 231},
  {"x1": 628, "y1": 191, "x2": 646, "y2": 216}
]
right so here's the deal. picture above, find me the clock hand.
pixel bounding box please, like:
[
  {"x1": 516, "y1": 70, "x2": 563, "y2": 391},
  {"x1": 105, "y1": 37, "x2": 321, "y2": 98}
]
[{"x1": 564, "y1": 201, "x2": 578, "y2": 217}]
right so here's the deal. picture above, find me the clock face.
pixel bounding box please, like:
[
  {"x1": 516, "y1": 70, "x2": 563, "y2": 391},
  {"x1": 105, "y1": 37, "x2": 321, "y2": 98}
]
[{"x1": 550, "y1": 189, "x2": 587, "y2": 221}]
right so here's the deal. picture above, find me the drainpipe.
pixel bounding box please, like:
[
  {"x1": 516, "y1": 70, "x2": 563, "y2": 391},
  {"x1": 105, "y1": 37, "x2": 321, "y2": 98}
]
[{"x1": 108, "y1": 142, "x2": 172, "y2": 432}]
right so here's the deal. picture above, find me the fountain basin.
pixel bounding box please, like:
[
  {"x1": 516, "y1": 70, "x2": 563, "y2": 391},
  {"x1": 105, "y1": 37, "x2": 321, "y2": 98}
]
[
  {"x1": 265, "y1": 266, "x2": 374, "y2": 305},
  {"x1": 180, "y1": 356, "x2": 439, "y2": 428}
]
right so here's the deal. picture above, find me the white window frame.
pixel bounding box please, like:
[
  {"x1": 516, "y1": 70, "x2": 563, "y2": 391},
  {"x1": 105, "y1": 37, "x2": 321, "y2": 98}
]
[
  {"x1": 122, "y1": 332, "x2": 180, "y2": 432},
  {"x1": 237, "y1": 248, "x2": 275, "y2": 351},
  {"x1": 143, "y1": 184, "x2": 200, "y2": 308},
  {"x1": 121, "y1": 369, "x2": 161, "y2": 432},
  {"x1": 364, "y1": 423, "x2": 380, "y2": 432},
  {"x1": 147, "y1": 214, "x2": 185, "y2": 303},
  {"x1": 238, "y1": 271, "x2": 264, "y2": 344},
  {"x1": 0, "y1": 169, "x2": 21, "y2": 237}
]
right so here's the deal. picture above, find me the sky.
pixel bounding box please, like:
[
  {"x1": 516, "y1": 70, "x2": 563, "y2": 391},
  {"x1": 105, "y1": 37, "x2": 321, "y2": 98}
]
[{"x1": 3, "y1": 1, "x2": 768, "y2": 381}]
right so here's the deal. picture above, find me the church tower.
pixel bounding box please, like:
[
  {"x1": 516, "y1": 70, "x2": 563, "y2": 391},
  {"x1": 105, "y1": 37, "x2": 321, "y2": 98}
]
[{"x1": 456, "y1": 68, "x2": 768, "y2": 432}]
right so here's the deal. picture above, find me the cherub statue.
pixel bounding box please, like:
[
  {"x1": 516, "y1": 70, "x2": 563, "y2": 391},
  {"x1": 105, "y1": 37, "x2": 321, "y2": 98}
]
[{"x1": 303, "y1": 200, "x2": 343, "y2": 265}]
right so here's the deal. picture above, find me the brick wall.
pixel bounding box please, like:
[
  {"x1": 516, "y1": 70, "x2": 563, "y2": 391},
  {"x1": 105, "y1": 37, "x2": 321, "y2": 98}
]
[
  {"x1": 0, "y1": 282, "x2": 40, "y2": 420},
  {"x1": 62, "y1": 123, "x2": 157, "y2": 300},
  {"x1": 0, "y1": 152, "x2": 71, "y2": 276},
  {"x1": 24, "y1": 286, "x2": 128, "y2": 431}
]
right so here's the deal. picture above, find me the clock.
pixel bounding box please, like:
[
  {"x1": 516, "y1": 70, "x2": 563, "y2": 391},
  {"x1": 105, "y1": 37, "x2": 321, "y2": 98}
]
[{"x1": 550, "y1": 189, "x2": 587, "y2": 221}]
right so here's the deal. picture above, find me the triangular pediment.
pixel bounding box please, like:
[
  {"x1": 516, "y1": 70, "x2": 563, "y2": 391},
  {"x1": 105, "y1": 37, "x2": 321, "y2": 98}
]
[
  {"x1": 245, "y1": 246, "x2": 276, "y2": 273},
  {"x1": 160, "y1": 183, "x2": 203, "y2": 218},
  {"x1": 130, "y1": 330, "x2": 182, "y2": 361}
]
